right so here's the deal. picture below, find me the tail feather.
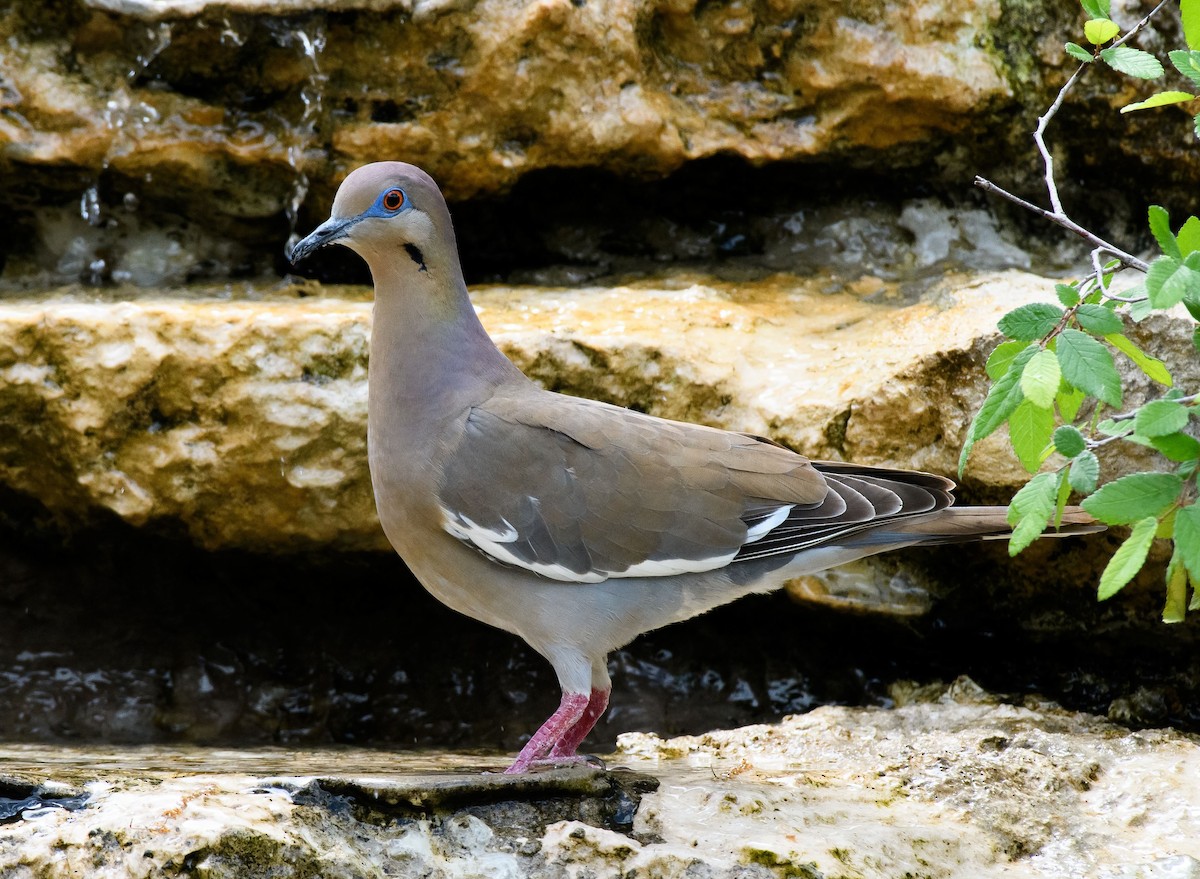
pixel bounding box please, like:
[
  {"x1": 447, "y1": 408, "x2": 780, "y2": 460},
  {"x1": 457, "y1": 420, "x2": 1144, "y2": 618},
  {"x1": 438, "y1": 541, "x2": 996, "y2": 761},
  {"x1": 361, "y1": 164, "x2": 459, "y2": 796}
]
[{"x1": 851, "y1": 505, "x2": 1103, "y2": 547}]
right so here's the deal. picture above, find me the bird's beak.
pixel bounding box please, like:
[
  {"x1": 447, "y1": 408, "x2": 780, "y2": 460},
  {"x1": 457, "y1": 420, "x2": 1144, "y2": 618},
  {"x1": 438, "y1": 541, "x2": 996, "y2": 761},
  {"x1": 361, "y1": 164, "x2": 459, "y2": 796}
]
[{"x1": 289, "y1": 216, "x2": 357, "y2": 264}]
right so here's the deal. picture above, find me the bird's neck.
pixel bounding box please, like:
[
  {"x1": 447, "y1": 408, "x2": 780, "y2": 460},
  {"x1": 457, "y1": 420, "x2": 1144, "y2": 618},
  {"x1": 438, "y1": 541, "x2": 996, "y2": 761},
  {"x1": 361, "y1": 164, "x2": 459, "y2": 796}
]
[{"x1": 367, "y1": 256, "x2": 524, "y2": 416}]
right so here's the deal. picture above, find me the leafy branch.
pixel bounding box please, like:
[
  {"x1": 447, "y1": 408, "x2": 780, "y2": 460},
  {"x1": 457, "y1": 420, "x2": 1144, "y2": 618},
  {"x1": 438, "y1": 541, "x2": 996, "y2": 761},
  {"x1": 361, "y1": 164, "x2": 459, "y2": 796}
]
[{"x1": 964, "y1": 0, "x2": 1200, "y2": 622}]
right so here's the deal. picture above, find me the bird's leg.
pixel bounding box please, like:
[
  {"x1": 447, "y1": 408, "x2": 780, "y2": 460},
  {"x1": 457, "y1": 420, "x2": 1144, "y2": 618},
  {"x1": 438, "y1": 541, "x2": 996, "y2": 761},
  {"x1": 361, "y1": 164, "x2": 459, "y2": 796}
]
[
  {"x1": 548, "y1": 687, "x2": 610, "y2": 759},
  {"x1": 505, "y1": 691, "x2": 589, "y2": 774}
]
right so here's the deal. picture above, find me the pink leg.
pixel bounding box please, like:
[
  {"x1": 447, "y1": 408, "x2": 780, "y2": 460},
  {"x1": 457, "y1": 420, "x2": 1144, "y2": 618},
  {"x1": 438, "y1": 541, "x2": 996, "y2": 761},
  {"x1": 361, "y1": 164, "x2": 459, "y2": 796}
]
[
  {"x1": 505, "y1": 691, "x2": 589, "y2": 774},
  {"x1": 549, "y1": 687, "x2": 610, "y2": 758}
]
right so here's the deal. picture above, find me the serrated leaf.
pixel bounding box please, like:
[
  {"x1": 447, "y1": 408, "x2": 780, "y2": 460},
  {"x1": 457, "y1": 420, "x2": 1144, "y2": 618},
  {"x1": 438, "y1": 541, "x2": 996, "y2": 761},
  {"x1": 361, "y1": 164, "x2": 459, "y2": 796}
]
[
  {"x1": 1082, "y1": 472, "x2": 1183, "y2": 524},
  {"x1": 1146, "y1": 255, "x2": 1200, "y2": 308},
  {"x1": 1009, "y1": 399, "x2": 1056, "y2": 473},
  {"x1": 1069, "y1": 450, "x2": 1100, "y2": 494},
  {"x1": 1151, "y1": 431, "x2": 1200, "y2": 461},
  {"x1": 1098, "y1": 517, "x2": 1158, "y2": 600},
  {"x1": 1075, "y1": 303, "x2": 1124, "y2": 335},
  {"x1": 1170, "y1": 49, "x2": 1200, "y2": 88},
  {"x1": 1085, "y1": 18, "x2": 1120, "y2": 44},
  {"x1": 1100, "y1": 46, "x2": 1165, "y2": 79},
  {"x1": 1057, "y1": 328, "x2": 1122, "y2": 407},
  {"x1": 1121, "y1": 91, "x2": 1196, "y2": 113},
  {"x1": 1134, "y1": 399, "x2": 1190, "y2": 437},
  {"x1": 1097, "y1": 417, "x2": 1135, "y2": 438},
  {"x1": 1179, "y1": 216, "x2": 1200, "y2": 256},
  {"x1": 1080, "y1": 0, "x2": 1110, "y2": 19},
  {"x1": 1020, "y1": 349, "x2": 1061, "y2": 409},
  {"x1": 1185, "y1": 0, "x2": 1200, "y2": 50},
  {"x1": 1066, "y1": 41, "x2": 1095, "y2": 62},
  {"x1": 1007, "y1": 472, "x2": 1058, "y2": 555},
  {"x1": 1105, "y1": 333, "x2": 1172, "y2": 386},
  {"x1": 1164, "y1": 549, "x2": 1189, "y2": 622},
  {"x1": 960, "y1": 346, "x2": 1037, "y2": 477},
  {"x1": 1127, "y1": 294, "x2": 1153, "y2": 322},
  {"x1": 998, "y1": 303, "x2": 1064, "y2": 341},
  {"x1": 1173, "y1": 503, "x2": 1200, "y2": 582},
  {"x1": 1055, "y1": 283, "x2": 1081, "y2": 307},
  {"x1": 986, "y1": 340, "x2": 1034, "y2": 381},
  {"x1": 1054, "y1": 424, "x2": 1087, "y2": 457},
  {"x1": 1057, "y1": 384, "x2": 1087, "y2": 421},
  {"x1": 1149, "y1": 206, "x2": 1181, "y2": 260}
]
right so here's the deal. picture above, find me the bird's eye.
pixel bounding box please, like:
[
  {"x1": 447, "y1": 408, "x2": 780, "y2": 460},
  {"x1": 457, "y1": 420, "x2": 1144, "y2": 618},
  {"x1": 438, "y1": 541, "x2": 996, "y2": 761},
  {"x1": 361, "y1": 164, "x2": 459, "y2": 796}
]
[{"x1": 381, "y1": 189, "x2": 405, "y2": 211}]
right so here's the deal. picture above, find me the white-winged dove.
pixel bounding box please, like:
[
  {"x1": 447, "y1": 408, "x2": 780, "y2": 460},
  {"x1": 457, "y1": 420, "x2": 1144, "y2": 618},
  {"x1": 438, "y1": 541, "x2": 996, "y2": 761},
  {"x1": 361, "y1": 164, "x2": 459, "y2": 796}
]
[{"x1": 290, "y1": 162, "x2": 1099, "y2": 774}]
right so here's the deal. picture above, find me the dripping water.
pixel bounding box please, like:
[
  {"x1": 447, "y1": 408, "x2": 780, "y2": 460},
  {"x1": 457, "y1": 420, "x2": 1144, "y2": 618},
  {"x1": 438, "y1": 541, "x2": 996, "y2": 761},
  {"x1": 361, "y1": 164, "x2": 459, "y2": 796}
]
[
  {"x1": 267, "y1": 19, "x2": 328, "y2": 259},
  {"x1": 77, "y1": 22, "x2": 172, "y2": 284}
]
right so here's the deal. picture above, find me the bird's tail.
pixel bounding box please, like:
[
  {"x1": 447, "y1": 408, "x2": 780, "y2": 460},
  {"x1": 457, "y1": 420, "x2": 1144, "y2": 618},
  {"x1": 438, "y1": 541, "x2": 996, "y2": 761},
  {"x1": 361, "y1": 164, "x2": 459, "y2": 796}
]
[{"x1": 844, "y1": 505, "x2": 1103, "y2": 548}]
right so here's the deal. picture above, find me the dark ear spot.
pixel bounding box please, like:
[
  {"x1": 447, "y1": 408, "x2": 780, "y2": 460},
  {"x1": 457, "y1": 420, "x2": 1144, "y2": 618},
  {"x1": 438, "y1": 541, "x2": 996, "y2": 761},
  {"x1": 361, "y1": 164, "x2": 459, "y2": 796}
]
[{"x1": 404, "y1": 243, "x2": 428, "y2": 272}]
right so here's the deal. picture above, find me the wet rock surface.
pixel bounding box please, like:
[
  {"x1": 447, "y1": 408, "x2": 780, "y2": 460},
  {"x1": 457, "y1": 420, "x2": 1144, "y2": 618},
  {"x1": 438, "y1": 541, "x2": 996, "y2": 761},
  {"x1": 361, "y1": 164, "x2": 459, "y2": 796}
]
[{"x1": 1, "y1": 684, "x2": 1198, "y2": 878}]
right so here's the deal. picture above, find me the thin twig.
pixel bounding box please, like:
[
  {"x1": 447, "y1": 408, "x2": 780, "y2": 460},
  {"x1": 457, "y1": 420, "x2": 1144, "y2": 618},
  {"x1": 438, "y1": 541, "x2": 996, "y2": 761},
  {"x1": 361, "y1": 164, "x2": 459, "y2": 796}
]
[
  {"x1": 975, "y1": 176, "x2": 1150, "y2": 272},
  {"x1": 1106, "y1": 393, "x2": 1200, "y2": 423},
  {"x1": 976, "y1": 0, "x2": 1173, "y2": 274}
]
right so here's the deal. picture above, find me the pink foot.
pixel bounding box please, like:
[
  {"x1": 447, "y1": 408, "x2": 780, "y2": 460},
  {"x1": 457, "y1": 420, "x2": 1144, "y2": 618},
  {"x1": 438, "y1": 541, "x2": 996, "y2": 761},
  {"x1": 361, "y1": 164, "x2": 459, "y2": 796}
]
[{"x1": 505, "y1": 691, "x2": 589, "y2": 774}]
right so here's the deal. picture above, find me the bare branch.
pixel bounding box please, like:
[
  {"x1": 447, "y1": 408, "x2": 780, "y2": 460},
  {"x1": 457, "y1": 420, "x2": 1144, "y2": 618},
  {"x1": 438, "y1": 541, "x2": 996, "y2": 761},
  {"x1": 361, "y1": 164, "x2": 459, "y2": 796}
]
[{"x1": 974, "y1": 176, "x2": 1150, "y2": 272}]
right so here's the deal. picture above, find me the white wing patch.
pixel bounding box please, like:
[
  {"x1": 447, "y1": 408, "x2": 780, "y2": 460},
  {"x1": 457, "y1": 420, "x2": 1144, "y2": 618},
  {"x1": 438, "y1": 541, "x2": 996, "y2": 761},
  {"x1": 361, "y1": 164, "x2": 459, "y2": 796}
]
[
  {"x1": 744, "y1": 505, "x2": 793, "y2": 543},
  {"x1": 441, "y1": 507, "x2": 607, "y2": 583},
  {"x1": 440, "y1": 503, "x2": 774, "y2": 584}
]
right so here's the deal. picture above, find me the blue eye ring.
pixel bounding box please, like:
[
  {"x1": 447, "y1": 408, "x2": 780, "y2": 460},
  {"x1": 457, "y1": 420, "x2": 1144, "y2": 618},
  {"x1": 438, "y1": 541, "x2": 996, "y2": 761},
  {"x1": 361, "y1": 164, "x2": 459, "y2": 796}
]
[{"x1": 380, "y1": 188, "x2": 406, "y2": 212}]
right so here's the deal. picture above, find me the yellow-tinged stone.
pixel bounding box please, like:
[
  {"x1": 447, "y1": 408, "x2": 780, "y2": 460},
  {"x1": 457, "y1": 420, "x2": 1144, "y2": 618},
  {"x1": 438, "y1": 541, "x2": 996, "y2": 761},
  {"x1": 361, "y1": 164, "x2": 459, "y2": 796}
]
[{"x1": 0, "y1": 270, "x2": 1102, "y2": 552}]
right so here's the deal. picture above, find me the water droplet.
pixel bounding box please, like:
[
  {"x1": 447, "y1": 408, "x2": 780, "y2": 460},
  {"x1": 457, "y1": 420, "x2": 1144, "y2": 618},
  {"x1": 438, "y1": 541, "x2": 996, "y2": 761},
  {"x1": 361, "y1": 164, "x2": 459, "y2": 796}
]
[{"x1": 80, "y1": 186, "x2": 102, "y2": 226}]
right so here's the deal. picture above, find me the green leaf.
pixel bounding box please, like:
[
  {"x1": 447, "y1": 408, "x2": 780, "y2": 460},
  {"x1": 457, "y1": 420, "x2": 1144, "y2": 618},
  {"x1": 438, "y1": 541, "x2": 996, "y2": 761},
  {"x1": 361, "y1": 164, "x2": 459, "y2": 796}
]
[
  {"x1": 1147, "y1": 256, "x2": 1200, "y2": 309},
  {"x1": 998, "y1": 303, "x2": 1064, "y2": 341},
  {"x1": 1100, "y1": 46, "x2": 1165, "y2": 79},
  {"x1": 1057, "y1": 328, "x2": 1122, "y2": 407},
  {"x1": 1082, "y1": 472, "x2": 1183, "y2": 524},
  {"x1": 1080, "y1": 0, "x2": 1110, "y2": 19},
  {"x1": 1057, "y1": 384, "x2": 1087, "y2": 421},
  {"x1": 1134, "y1": 400, "x2": 1190, "y2": 437},
  {"x1": 1127, "y1": 294, "x2": 1153, "y2": 322},
  {"x1": 1054, "y1": 425, "x2": 1087, "y2": 458},
  {"x1": 1055, "y1": 283, "x2": 1081, "y2": 307},
  {"x1": 1006, "y1": 472, "x2": 1058, "y2": 555},
  {"x1": 1164, "y1": 550, "x2": 1189, "y2": 623},
  {"x1": 1069, "y1": 450, "x2": 1100, "y2": 494},
  {"x1": 1184, "y1": 0, "x2": 1200, "y2": 51},
  {"x1": 986, "y1": 340, "x2": 1033, "y2": 381},
  {"x1": 1074, "y1": 303, "x2": 1124, "y2": 335},
  {"x1": 1179, "y1": 216, "x2": 1200, "y2": 256},
  {"x1": 1150, "y1": 431, "x2": 1200, "y2": 461},
  {"x1": 1105, "y1": 333, "x2": 1172, "y2": 386},
  {"x1": 1097, "y1": 417, "x2": 1135, "y2": 438},
  {"x1": 1171, "y1": 49, "x2": 1200, "y2": 88},
  {"x1": 1149, "y1": 206, "x2": 1181, "y2": 260},
  {"x1": 1173, "y1": 503, "x2": 1200, "y2": 582},
  {"x1": 1146, "y1": 255, "x2": 1184, "y2": 306},
  {"x1": 1055, "y1": 468, "x2": 1072, "y2": 528},
  {"x1": 1121, "y1": 91, "x2": 1196, "y2": 113},
  {"x1": 1084, "y1": 18, "x2": 1120, "y2": 44},
  {"x1": 1098, "y1": 516, "x2": 1158, "y2": 600},
  {"x1": 1020, "y1": 349, "x2": 1061, "y2": 409},
  {"x1": 959, "y1": 346, "x2": 1037, "y2": 477},
  {"x1": 1066, "y1": 41, "x2": 1095, "y2": 62},
  {"x1": 1009, "y1": 399, "x2": 1056, "y2": 473}
]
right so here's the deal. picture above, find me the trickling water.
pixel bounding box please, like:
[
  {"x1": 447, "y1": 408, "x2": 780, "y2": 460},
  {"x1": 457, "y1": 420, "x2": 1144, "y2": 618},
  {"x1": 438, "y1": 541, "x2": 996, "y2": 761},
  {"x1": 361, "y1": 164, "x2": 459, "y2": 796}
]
[
  {"x1": 270, "y1": 19, "x2": 329, "y2": 259},
  {"x1": 71, "y1": 21, "x2": 172, "y2": 284}
]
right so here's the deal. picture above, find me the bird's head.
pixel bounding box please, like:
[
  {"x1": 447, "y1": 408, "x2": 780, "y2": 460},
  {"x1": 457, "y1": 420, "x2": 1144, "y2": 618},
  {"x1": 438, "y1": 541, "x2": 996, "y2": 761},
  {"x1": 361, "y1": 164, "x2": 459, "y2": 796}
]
[{"x1": 288, "y1": 162, "x2": 456, "y2": 275}]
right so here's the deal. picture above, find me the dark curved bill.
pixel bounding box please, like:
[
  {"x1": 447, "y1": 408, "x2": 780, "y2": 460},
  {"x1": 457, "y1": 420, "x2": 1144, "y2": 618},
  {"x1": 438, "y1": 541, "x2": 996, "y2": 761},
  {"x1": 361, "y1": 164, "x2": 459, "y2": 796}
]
[{"x1": 289, "y1": 216, "x2": 357, "y2": 264}]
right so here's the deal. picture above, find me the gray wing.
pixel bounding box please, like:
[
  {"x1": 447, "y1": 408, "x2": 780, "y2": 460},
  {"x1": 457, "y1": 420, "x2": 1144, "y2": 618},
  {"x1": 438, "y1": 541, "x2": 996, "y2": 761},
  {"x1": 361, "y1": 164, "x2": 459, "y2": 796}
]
[{"x1": 437, "y1": 391, "x2": 953, "y2": 583}]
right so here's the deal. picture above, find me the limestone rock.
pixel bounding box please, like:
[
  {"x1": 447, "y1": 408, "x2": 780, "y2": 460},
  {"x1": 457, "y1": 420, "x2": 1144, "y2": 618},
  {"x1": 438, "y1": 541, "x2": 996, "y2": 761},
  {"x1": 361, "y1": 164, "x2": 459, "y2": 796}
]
[
  {"x1": 0, "y1": 270, "x2": 1193, "y2": 553},
  {"x1": 3, "y1": 686, "x2": 1200, "y2": 878}
]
